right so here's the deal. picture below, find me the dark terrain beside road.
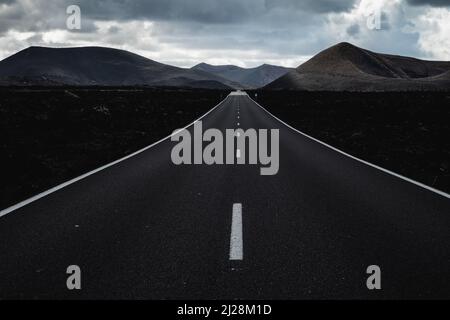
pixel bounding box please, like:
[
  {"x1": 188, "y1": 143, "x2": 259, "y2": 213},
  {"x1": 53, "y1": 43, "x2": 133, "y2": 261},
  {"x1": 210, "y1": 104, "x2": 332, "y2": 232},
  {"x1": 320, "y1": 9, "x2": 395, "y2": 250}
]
[
  {"x1": 253, "y1": 91, "x2": 450, "y2": 194},
  {"x1": 0, "y1": 88, "x2": 226, "y2": 209},
  {"x1": 2, "y1": 89, "x2": 448, "y2": 211}
]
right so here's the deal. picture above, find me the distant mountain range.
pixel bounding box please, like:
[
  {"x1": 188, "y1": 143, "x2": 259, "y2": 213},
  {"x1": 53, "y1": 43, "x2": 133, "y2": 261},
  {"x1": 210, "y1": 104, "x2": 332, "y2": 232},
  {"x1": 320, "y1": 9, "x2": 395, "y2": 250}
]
[
  {"x1": 191, "y1": 63, "x2": 292, "y2": 89},
  {"x1": 0, "y1": 46, "x2": 289, "y2": 89},
  {"x1": 265, "y1": 42, "x2": 450, "y2": 91},
  {"x1": 0, "y1": 46, "x2": 241, "y2": 89},
  {"x1": 1, "y1": 43, "x2": 449, "y2": 91}
]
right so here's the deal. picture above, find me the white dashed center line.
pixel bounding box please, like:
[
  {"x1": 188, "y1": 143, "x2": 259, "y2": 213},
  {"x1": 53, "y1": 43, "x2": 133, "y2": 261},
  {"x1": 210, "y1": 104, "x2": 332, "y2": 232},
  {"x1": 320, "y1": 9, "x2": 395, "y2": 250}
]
[{"x1": 229, "y1": 203, "x2": 243, "y2": 260}]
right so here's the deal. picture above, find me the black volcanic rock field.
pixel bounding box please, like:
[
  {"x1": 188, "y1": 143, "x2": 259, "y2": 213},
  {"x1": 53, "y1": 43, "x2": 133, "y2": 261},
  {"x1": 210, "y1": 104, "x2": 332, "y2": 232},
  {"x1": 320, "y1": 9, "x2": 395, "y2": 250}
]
[
  {"x1": 1, "y1": 87, "x2": 449, "y2": 210},
  {"x1": 0, "y1": 88, "x2": 226, "y2": 209},
  {"x1": 253, "y1": 90, "x2": 450, "y2": 193}
]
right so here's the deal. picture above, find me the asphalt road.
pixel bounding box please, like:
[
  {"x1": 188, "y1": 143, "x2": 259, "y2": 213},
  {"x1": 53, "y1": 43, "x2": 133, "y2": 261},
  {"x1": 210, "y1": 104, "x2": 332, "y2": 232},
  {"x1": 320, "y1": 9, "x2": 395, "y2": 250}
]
[{"x1": 0, "y1": 91, "x2": 449, "y2": 299}]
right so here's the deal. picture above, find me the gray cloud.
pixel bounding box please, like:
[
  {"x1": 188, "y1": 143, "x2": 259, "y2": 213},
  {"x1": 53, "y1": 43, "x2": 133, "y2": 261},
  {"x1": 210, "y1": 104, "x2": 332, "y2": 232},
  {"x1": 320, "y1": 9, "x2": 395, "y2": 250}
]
[
  {"x1": 63, "y1": 0, "x2": 264, "y2": 24},
  {"x1": 380, "y1": 12, "x2": 392, "y2": 31},
  {"x1": 1, "y1": 0, "x2": 358, "y2": 29},
  {"x1": 53, "y1": 0, "x2": 359, "y2": 24},
  {"x1": 406, "y1": 0, "x2": 450, "y2": 7},
  {"x1": 0, "y1": 0, "x2": 448, "y2": 66},
  {"x1": 346, "y1": 24, "x2": 360, "y2": 36},
  {"x1": 264, "y1": 0, "x2": 356, "y2": 13}
]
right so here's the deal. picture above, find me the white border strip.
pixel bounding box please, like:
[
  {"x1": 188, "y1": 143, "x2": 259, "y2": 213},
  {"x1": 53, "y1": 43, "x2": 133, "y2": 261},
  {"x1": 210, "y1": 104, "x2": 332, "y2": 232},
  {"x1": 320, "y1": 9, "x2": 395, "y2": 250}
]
[
  {"x1": 0, "y1": 95, "x2": 230, "y2": 218},
  {"x1": 249, "y1": 95, "x2": 450, "y2": 199}
]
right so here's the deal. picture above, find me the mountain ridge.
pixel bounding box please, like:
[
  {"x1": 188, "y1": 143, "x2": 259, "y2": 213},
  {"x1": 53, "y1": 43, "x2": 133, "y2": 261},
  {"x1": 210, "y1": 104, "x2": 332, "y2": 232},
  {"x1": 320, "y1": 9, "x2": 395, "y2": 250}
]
[
  {"x1": 192, "y1": 62, "x2": 293, "y2": 89},
  {"x1": 0, "y1": 46, "x2": 240, "y2": 89},
  {"x1": 266, "y1": 42, "x2": 450, "y2": 91}
]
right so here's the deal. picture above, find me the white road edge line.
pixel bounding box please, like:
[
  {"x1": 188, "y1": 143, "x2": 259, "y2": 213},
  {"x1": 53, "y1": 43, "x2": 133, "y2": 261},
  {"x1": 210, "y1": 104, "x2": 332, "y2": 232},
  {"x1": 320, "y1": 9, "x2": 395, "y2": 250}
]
[
  {"x1": 230, "y1": 203, "x2": 243, "y2": 260},
  {"x1": 0, "y1": 95, "x2": 231, "y2": 218},
  {"x1": 249, "y1": 96, "x2": 450, "y2": 199}
]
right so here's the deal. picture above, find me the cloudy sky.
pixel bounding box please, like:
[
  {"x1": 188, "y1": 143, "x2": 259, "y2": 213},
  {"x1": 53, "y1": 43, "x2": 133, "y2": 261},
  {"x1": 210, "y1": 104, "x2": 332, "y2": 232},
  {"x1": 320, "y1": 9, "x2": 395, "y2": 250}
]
[{"x1": 0, "y1": 0, "x2": 449, "y2": 67}]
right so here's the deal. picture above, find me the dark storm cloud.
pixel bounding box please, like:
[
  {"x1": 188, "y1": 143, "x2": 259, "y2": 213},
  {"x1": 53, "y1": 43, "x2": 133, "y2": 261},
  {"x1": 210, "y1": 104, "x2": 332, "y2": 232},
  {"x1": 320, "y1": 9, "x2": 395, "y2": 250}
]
[
  {"x1": 264, "y1": 0, "x2": 356, "y2": 13},
  {"x1": 406, "y1": 0, "x2": 450, "y2": 6},
  {"x1": 0, "y1": 0, "x2": 358, "y2": 34},
  {"x1": 63, "y1": 0, "x2": 261, "y2": 24},
  {"x1": 0, "y1": 0, "x2": 448, "y2": 66},
  {"x1": 56, "y1": 0, "x2": 358, "y2": 24}
]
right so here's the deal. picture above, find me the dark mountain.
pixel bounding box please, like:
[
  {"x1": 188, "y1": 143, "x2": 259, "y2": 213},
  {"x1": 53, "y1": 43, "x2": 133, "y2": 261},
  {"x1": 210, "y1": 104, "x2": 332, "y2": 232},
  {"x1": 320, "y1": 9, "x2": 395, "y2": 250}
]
[
  {"x1": 0, "y1": 46, "x2": 239, "y2": 89},
  {"x1": 192, "y1": 63, "x2": 292, "y2": 88},
  {"x1": 266, "y1": 42, "x2": 450, "y2": 91}
]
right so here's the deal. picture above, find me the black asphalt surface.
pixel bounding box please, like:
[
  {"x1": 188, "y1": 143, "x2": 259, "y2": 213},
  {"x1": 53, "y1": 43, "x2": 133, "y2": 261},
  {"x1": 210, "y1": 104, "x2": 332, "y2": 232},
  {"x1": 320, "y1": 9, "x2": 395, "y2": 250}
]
[{"x1": 0, "y1": 93, "x2": 449, "y2": 299}]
